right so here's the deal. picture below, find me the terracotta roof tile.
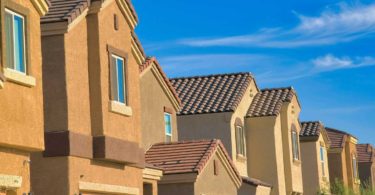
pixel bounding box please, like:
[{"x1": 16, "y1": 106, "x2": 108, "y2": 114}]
[
  {"x1": 42, "y1": 0, "x2": 138, "y2": 24},
  {"x1": 170, "y1": 72, "x2": 254, "y2": 115},
  {"x1": 326, "y1": 128, "x2": 354, "y2": 149},
  {"x1": 140, "y1": 57, "x2": 181, "y2": 106},
  {"x1": 242, "y1": 177, "x2": 272, "y2": 188},
  {"x1": 300, "y1": 121, "x2": 323, "y2": 137},
  {"x1": 246, "y1": 87, "x2": 296, "y2": 117},
  {"x1": 145, "y1": 139, "x2": 240, "y2": 179},
  {"x1": 357, "y1": 144, "x2": 374, "y2": 163}
]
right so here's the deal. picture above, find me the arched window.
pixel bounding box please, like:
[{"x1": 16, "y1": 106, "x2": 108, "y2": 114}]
[{"x1": 291, "y1": 124, "x2": 300, "y2": 160}]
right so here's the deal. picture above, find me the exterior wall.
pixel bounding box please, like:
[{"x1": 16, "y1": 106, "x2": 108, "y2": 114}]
[
  {"x1": 178, "y1": 112, "x2": 233, "y2": 155},
  {"x1": 358, "y1": 162, "x2": 373, "y2": 188},
  {"x1": 158, "y1": 183, "x2": 194, "y2": 195},
  {"x1": 195, "y1": 153, "x2": 238, "y2": 195},
  {"x1": 143, "y1": 179, "x2": 158, "y2": 195},
  {"x1": 238, "y1": 184, "x2": 271, "y2": 195},
  {"x1": 328, "y1": 151, "x2": 346, "y2": 184},
  {"x1": 300, "y1": 135, "x2": 330, "y2": 194},
  {"x1": 140, "y1": 68, "x2": 178, "y2": 149},
  {"x1": 280, "y1": 96, "x2": 303, "y2": 194},
  {"x1": 0, "y1": 0, "x2": 44, "y2": 151},
  {"x1": 246, "y1": 116, "x2": 286, "y2": 195},
  {"x1": 255, "y1": 185, "x2": 272, "y2": 195},
  {"x1": 0, "y1": 1, "x2": 44, "y2": 194},
  {"x1": 344, "y1": 139, "x2": 360, "y2": 192},
  {"x1": 32, "y1": 1, "x2": 143, "y2": 194},
  {"x1": 230, "y1": 81, "x2": 258, "y2": 177}
]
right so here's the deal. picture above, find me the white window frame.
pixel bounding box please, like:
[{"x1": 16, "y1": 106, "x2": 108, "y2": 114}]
[
  {"x1": 235, "y1": 125, "x2": 246, "y2": 156},
  {"x1": 352, "y1": 155, "x2": 358, "y2": 178},
  {"x1": 164, "y1": 113, "x2": 172, "y2": 142},
  {"x1": 111, "y1": 54, "x2": 126, "y2": 104},
  {"x1": 292, "y1": 131, "x2": 300, "y2": 160},
  {"x1": 5, "y1": 9, "x2": 27, "y2": 74},
  {"x1": 320, "y1": 145, "x2": 325, "y2": 176}
]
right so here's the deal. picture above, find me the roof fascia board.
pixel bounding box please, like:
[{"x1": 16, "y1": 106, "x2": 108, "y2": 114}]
[
  {"x1": 31, "y1": 0, "x2": 49, "y2": 16},
  {"x1": 115, "y1": 0, "x2": 137, "y2": 29},
  {"x1": 143, "y1": 168, "x2": 163, "y2": 181},
  {"x1": 131, "y1": 38, "x2": 146, "y2": 65}
]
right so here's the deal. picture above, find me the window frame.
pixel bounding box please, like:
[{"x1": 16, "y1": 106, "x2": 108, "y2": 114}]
[
  {"x1": 320, "y1": 145, "x2": 325, "y2": 176},
  {"x1": 291, "y1": 130, "x2": 300, "y2": 160},
  {"x1": 107, "y1": 45, "x2": 129, "y2": 106},
  {"x1": 164, "y1": 112, "x2": 172, "y2": 142},
  {"x1": 235, "y1": 125, "x2": 246, "y2": 156},
  {"x1": 352, "y1": 154, "x2": 358, "y2": 179}
]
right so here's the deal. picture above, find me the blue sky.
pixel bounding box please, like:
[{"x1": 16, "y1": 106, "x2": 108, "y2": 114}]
[{"x1": 133, "y1": 0, "x2": 375, "y2": 145}]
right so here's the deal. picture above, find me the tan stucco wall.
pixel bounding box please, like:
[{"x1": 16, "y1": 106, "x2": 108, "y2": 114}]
[
  {"x1": 328, "y1": 151, "x2": 346, "y2": 184},
  {"x1": 143, "y1": 179, "x2": 158, "y2": 195},
  {"x1": 230, "y1": 81, "x2": 258, "y2": 177},
  {"x1": 0, "y1": 0, "x2": 44, "y2": 152},
  {"x1": 280, "y1": 96, "x2": 303, "y2": 194},
  {"x1": 0, "y1": 148, "x2": 30, "y2": 195},
  {"x1": 195, "y1": 153, "x2": 238, "y2": 195},
  {"x1": 140, "y1": 68, "x2": 178, "y2": 149},
  {"x1": 344, "y1": 139, "x2": 360, "y2": 192},
  {"x1": 158, "y1": 183, "x2": 194, "y2": 195},
  {"x1": 246, "y1": 116, "x2": 286, "y2": 195},
  {"x1": 301, "y1": 135, "x2": 330, "y2": 194},
  {"x1": 358, "y1": 162, "x2": 374, "y2": 188},
  {"x1": 238, "y1": 184, "x2": 271, "y2": 195}
]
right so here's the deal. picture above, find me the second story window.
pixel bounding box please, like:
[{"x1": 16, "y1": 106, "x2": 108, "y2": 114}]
[
  {"x1": 292, "y1": 130, "x2": 300, "y2": 160},
  {"x1": 164, "y1": 113, "x2": 172, "y2": 142},
  {"x1": 352, "y1": 155, "x2": 358, "y2": 178},
  {"x1": 110, "y1": 54, "x2": 127, "y2": 104},
  {"x1": 235, "y1": 126, "x2": 245, "y2": 156},
  {"x1": 320, "y1": 145, "x2": 325, "y2": 176},
  {"x1": 5, "y1": 9, "x2": 26, "y2": 74}
]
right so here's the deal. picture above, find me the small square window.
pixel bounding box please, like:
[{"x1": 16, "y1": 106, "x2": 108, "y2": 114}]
[{"x1": 5, "y1": 9, "x2": 26, "y2": 74}]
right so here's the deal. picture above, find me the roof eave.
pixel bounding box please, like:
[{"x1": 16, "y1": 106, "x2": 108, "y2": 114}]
[{"x1": 31, "y1": 0, "x2": 49, "y2": 16}]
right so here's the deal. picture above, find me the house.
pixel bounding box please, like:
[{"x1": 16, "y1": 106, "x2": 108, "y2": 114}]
[
  {"x1": 145, "y1": 140, "x2": 243, "y2": 195},
  {"x1": 139, "y1": 57, "x2": 181, "y2": 194},
  {"x1": 357, "y1": 144, "x2": 375, "y2": 189},
  {"x1": 0, "y1": 0, "x2": 48, "y2": 194},
  {"x1": 170, "y1": 72, "x2": 259, "y2": 178},
  {"x1": 246, "y1": 87, "x2": 304, "y2": 195},
  {"x1": 326, "y1": 127, "x2": 360, "y2": 193},
  {"x1": 30, "y1": 0, "x2": 145, "y2": 194},
  {"x1": 299, "y1": 121, "x2": 331, "y2": 194}
]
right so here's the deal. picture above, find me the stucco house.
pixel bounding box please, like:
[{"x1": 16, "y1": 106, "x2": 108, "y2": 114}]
[
  {"x1": 357, "y1": 144, "x2": 375, "y2": 189},
  {"x1": 30, "y1": 0, "x2": 145, "y2": 194},
  {"x1": 299, "y1": 121, "x2": 331, "y2": 194},
  {"x1": 245, "y1": 87, "x2": 304, "y2": 195},
  {"x1": 0, "y1": 0, "x2": 48, "y2": 194},
  {"x1": 145, "y1": 139, "x2": 243, "y2": 195},
  {"x1": 139, "y1": 56, "x2": 182, "y2": 194},
  {"x1": 326, "y1": 127, "x2": 360, "y2": 193}
]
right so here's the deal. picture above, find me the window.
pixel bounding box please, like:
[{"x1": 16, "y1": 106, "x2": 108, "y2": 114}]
[
  {"x1": 352, "y1": 155, "x2": 358, "y2": 178},
  {"x1": 292, "y1": 131, "x2": 300, "y2": 160},
  {"x1": 5, "y1": 9, "x2": 26, "y2": 73},
  {"x1": 320, "y1": 145, "x2": 325, "y2": 176},
  {"x1": 110, "y1": 54, "x2": 126, "y2": 104},
  {"x1": 164, "y1": 113, "x2": 172, "y2": 142},
  {"x1": 235, "y1": 126, "x2": 246, "y2": 156}
]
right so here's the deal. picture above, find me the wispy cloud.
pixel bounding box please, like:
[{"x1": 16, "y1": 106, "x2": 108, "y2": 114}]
[
  {"x1": 312, "y1": 54, "x2": 375, "y2": 71},
  {"x1": 178, "y1": 2, "x2": 375, "y2": 48}
]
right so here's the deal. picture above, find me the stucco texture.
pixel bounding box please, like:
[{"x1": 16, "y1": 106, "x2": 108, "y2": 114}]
[{"x1": 140, "y1": 67, "x2": 178, "y2": 149}]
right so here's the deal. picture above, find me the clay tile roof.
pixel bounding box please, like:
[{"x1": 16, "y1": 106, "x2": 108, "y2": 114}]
[
  {"x1": 357, "y1": 144, "x2": 374, "y2": 163},
  {"x1": 140, "y1": 57, "x2": 182, "y2": 106},
  {"x1": 145, "y1": 139, "x2": 240, "y2": 179},
  {"x1": 42, "y1": 0, "x2": 138, "y2": 24},
  {"x1": 242, "y1": 177, "x2": 272, "y2": 188},
  {"x1": 326, "y1": 127, "x2": 355, "y2": 149},
  {"x1": 170, "y1": 72, "x2": 254, "y2": 115},
  {"x1": 246, "y1": 87, "x2": 296, "y2": 117},
  {"x1": 300, "y1": 121, "x2": 324, "y2": 137}
]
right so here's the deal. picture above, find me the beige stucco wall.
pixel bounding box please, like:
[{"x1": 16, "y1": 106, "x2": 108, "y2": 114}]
[
  {"x1": 344, "y1": 138, "x2": 360, "y2": 192},
  {"x1": 238, "y1": 184, "x2": 271, "y2": 195},
  {"x1": 0, "y1": 0, "x2": 44, "y2": 152},
  {"x1": 195, "y1": 152, "x2": 238, "y2": 195},
  {"x1": 140, "y1": 68, "x2": 178, "y2": 149},
  {"x1": 328, "y1": 151, "x2": 346, "y2": 184},
  {"x1": 158, "y1": 183, "x2": 194, "y2": 195},
  {"x1": 280, "y1": 96, "x2": 303, "y2": 194},
  {"x1": 300, "y1": 135, "x2": 330, "y2": 194},
  {"x1": 230, "y1": 80, "x2": 258, "y2": 177},
  {"x1": 358, "y1": 162, "x2": 374, "y2": 188},
  {"x1": 246, "y1": 116, "x2": 286, "y2": 195},
  {"x1": 143, "y1": 179, "x2": 158, "y2": 195}
]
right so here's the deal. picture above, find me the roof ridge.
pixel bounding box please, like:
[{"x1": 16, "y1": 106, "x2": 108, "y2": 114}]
[
  {"x1": 170, "y1": 72, "x2": 253, "y2": 81},
  {"x1": 260, "y1": 86, "x2": 293, "y2": 92},
  {"x1": 301, "y1": 120, "x2": 322, "y2": 124}
]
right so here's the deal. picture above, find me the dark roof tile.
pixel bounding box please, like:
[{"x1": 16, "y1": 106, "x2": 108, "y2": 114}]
[
  {"x1": 357, "y1": 144, "x2": 374, "y2": 163},
  {"x1": 326, "y1": 127, "x2": 355, "y2": 149},
  {"x1": 300, "y1": 121, "x2": 323, "y2": 137},
  {"x1": 247, "y1": 87, "x2": 296, "y2": 117},
  {"x1": 170, "y1": 72, "x2": 254, "y2": 115}
]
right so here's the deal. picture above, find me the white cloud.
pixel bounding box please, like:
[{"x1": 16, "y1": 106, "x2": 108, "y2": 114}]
[
  {"x1": 312, "y1": 54, "x2": 375, "y2": 71},
  {"x1": 179, "y1": 2, "x2": 375, "y2": 48}
]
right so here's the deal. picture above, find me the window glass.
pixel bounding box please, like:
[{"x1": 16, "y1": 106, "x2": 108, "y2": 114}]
[
  {"x1": 5, "y1": 10, "x2": 26, "y2": 73},
  {"x1": 352, "y1": 156, "x2": 357, "y2": 178},
  {"x1": 165, "y1": 113, "x2": 172, "y2": 142},
  {"x1": 292, "y1": 131, "x2": 300, "y2": 160},
  {"x1": 236, "y1": 126, "x2": 245, "y2": 156},
  {"x1": 111, "y1": 55, "x2": 126, "y2": 104},
  {"x1": 320, "y1": 146, "x2": 325, "y2": 176}
]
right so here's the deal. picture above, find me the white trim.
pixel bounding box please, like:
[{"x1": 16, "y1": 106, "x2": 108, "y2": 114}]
[
  {"x1": 143, "y1": 168, "x2": 163, "y2": 181},
  {"x1": 79, "y1": 181, "x2": 139, "y2": 195},
  {"x1": 3, "y1": 68, "x2": 35, "y2": 87},
  {"x1": 109, "y1": 101, "x2": 132, "y2": 116}
]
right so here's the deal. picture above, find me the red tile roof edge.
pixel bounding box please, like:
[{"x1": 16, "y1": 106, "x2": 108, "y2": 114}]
[
  {"x1": 326, "y1": 127, "x2": 357, "y2": 140},
  {"x1": 140, "y1": 57, "x2": 182, "y2": 106},
  {"x1": 357, "y1": 144, "x2": 374, "y2": 163}
]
